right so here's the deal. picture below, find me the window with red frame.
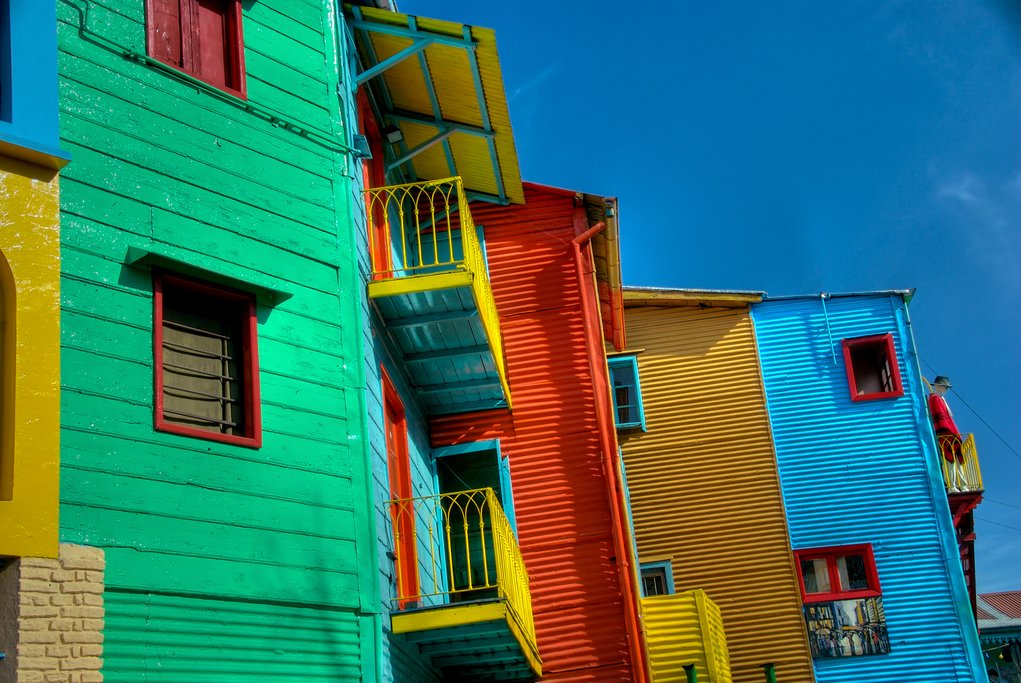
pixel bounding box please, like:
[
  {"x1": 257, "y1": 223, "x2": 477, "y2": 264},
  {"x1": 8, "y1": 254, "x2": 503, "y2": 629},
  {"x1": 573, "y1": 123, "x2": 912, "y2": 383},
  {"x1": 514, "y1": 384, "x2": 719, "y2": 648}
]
[
  {"x1": 795, "y1": 545, "x2": 881, "y2": 603},
  {"x1": 154, "y1": 272, "x2": 260, "y2": 448},
  {"x1": 842, "y1": 333, "x2": 903, "y2": 402},
  {"x1": 146, "y1": 0, "x2": 245, "y2": 96}
]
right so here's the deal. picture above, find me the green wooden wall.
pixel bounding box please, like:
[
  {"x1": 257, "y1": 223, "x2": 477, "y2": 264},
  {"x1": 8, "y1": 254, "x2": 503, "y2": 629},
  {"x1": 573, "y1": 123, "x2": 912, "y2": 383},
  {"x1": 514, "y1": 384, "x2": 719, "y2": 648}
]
[{"x1": 56, "y1": 0, "x2": 375, "y2": 679}]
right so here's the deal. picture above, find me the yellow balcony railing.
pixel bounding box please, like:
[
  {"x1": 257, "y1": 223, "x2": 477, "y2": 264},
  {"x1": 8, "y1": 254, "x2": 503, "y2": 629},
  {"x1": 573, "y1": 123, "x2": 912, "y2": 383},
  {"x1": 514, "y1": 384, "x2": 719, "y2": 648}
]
[
  {"x1": 388, "y1": 487, "x2": 536, "y2": 646},
  {"x1": 365, "y1": 177, "x2": 510, "y2": 406},
  {"x1": 642, "y1": 590, "x2": 732, "y2": 683},
  {"x1": 939, "y1": 433, "x2": 983, "y2": 492}
]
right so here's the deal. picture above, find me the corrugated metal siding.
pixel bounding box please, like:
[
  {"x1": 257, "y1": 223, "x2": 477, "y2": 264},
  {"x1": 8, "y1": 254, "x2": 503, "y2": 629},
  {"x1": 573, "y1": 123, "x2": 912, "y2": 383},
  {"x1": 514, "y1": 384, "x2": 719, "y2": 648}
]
[
  {"x1": 753, "y1": 294, "x2": 982, "y2": 683},
  {"x1": 643, "y1": 590, "x2": 732, "y2": 683},
  {"x1": 354, "y1": 8, "x2": 524, "y2": 204},
  {"x1": 431, "y1": 186, "x2": 639, "y2": 681},
  {"x1": 620, "y1": 305, "x2": 815, "y2": 683},
  {"x1": 103, "y1": 590, "x2": 362, "y2": 681}
]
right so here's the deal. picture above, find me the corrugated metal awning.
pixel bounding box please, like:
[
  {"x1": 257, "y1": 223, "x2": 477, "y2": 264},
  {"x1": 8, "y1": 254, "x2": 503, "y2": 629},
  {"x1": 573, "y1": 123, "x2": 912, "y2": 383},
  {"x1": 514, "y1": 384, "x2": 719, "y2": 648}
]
[{"x1": 346, "y1": 6, "x2": 524, "y2": 205}]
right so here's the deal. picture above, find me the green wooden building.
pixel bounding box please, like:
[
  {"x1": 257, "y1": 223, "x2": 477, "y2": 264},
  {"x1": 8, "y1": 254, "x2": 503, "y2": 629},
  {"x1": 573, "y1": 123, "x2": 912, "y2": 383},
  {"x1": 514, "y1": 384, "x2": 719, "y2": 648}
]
[{"x1": 56, "y1": 0, "x2": 378, "y2": 678}]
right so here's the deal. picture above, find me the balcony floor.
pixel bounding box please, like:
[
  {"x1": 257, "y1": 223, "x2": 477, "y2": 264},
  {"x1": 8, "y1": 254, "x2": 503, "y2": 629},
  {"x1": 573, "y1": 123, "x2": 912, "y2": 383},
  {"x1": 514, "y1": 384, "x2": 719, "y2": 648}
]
[
  {"x1": 370, "y1": 275, "x2": 507, "y2": 414},
  {"x1": 392, "y1": 599, "x2": 540, "y2": 681}
]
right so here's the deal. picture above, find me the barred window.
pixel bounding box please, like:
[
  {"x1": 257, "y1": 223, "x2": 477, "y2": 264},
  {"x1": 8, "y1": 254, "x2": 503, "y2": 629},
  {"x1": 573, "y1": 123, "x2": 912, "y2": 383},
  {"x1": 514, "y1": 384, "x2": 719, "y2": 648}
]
[{"x1": 154, "y1": 273, "x2": 260, "y2": 447}]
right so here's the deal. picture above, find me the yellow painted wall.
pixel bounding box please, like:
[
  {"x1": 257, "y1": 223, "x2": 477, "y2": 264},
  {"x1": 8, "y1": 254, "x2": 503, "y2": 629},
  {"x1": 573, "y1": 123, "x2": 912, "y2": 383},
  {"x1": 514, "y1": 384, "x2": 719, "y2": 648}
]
[
  {"x1": 621, "y1": 304, "x2": 814, "y2": 683},
  {"x1": 643, "y1": 589, "x2": 732, "y2": 683},
  {"x1": 0, "y1": 153, "x2": 61, "y2": 558}
]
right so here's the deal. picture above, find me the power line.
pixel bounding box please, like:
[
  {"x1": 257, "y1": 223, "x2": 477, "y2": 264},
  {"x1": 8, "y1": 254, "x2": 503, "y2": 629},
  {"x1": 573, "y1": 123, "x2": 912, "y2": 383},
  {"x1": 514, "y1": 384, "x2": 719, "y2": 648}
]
[
  {"x1": 976, "y1": 517, "x2": 1021, "y2": 533},
  {"x1": 985, "y1": 497, "x2": 1021, "y2": 511},
  {"x1": 920, "y1": 358, "x2": 1021, "y2": 462}
]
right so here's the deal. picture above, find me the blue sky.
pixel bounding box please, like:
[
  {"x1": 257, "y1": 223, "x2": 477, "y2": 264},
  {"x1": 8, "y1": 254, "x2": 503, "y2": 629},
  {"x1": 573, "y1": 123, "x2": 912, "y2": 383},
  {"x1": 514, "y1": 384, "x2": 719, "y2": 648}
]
[{"x1": 401, "y1": 0, "x2": 1021, "y2": 592}]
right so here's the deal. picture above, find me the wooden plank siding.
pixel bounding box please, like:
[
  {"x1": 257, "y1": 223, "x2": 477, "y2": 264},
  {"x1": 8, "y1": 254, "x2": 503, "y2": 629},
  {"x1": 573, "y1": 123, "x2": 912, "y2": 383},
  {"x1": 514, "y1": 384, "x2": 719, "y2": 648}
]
[
  {"x1": 619, "y1": 303, "x2": 816, "y2": 683},
  {"x1": 56, "y1": 1, "x2": 374, "y2": 679}
]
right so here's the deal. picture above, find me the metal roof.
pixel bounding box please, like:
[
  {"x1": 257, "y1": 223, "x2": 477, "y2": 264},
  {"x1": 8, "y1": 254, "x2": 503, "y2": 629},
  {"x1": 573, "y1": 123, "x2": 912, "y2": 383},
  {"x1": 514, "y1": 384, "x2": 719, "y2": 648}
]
[
  {"x1": 979, "y1": 592, "x2": 1021, "y2": 645},
  {"x1": 346, "y1": 6, "x2": 524, "y2": 204},
  {"x1": 623, "y1": 286, "x2": 764, "y2": 307}
]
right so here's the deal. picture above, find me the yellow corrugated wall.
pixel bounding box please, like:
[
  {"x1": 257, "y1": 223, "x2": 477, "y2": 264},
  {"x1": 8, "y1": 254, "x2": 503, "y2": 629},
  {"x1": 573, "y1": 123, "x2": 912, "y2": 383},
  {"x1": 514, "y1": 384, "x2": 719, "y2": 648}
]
[
  {"x1": 622, "y1": 304, "x2": 815, "y2": 683},
  {"x1": 643, "y1": 589, "x2": 732, "y2": 683}
]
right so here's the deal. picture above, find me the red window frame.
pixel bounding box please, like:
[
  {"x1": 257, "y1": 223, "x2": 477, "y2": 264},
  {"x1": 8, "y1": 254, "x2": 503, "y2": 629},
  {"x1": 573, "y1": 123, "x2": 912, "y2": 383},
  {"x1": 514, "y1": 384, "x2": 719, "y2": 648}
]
[
  {"x1": 153, "y1": 271, "x2": 261, "y2": 448},
  {"x1": 841, "y1": 333, "x2": 904, "y2": 402},
  {"x1": 382, "y1": 367, "x2": 418, "y2": 606},
  {"x1": 145, "y1": 0, "x2": 247, "y2": 99},
  {"x1": 794, "y1": 544, "x2": 882, "y2": 603}
]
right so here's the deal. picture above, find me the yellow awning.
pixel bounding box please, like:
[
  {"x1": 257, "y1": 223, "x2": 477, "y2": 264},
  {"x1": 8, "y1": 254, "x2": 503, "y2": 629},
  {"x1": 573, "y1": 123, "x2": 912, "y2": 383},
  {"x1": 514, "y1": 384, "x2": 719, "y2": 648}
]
[{"x1": 347, "y1": 6, "x2": 525, "y2": 205}]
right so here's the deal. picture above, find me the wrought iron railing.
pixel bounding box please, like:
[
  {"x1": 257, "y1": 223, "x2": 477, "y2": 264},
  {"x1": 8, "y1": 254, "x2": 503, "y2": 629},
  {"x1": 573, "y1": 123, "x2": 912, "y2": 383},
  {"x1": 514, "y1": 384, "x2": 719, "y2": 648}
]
[
  {"x1": 938, "y1": 433, "x2": 983, "y2": 492},
  {"x1": 364, "y1": 177, "x2": 510, "y2": 405},
  {"x1": 387, "y1": 487, "x2": 536, "y2": 645}
]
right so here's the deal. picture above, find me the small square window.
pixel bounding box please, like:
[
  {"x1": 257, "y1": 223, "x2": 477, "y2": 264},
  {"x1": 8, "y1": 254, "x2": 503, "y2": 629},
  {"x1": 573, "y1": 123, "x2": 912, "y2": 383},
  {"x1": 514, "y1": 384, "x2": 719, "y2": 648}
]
[
  {"x1": 608, "y1": 355, "x2": 646, "y2": 430},
  {"x1": 841, "y1": 334, "x2": 903, "y2": 402},
  {"x1": 146, "y1": 0, "x2": 246, "y2": 97},
  {"x1": 640, "y1": 561, "x2": 674, "y2": 597},
  {"x1": 154, "y1": 272, "x2": 261, "y2": 447}
]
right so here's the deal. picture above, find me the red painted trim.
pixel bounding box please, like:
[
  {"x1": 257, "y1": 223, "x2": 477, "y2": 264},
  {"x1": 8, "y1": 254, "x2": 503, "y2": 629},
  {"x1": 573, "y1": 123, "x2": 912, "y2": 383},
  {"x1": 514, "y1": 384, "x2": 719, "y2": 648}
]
[
  {"x1": 357, "y1": 90, "x2": 391, "y2": 278},
  {"x1": 794, "y1": 544, "x2": 882, "y2": 603},
  {"x1": 572, "y1": 217, "x2": 651, "y2": 683},
  {"x1": 381, "y1": 366, "x2": 419, "y2": 606},
  {"x1": 152, "y1": 270, "x2": 261, "y2": 448},
  {"x1": 842, "y1": 333, "x2": 904, "y2": 402},
  {"x1": 145, "y1": 0, "x2": 247, "y2": 100}
]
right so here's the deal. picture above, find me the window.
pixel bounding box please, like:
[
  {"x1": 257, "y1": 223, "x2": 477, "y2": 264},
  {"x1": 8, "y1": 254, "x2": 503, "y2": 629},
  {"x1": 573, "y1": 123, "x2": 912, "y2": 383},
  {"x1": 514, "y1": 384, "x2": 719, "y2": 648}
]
[
  {"x1": 795, "y1": 545, "x2": 890, "y2": 658},
  {"x1": 640, "y1": 561, "x2": 674, "y2": 597},
  {"x1": 146, "y1": 0, "x2": 246, "y2": 97},
  {"x1": 794, "y1": 545, "x2": 880, "y2": 602},
  {"x1": 0, "y1": 0, "x2": 69, "y2": 166},
  {"x1": 154, "y1": 272, "x2": 260, "y2": 447},
  {"x1": 841, "y1": 334, "x2": 903, "y2": 402},
  {"x1": 608, "y1": 355, "x2": 646, "y2": 430}
]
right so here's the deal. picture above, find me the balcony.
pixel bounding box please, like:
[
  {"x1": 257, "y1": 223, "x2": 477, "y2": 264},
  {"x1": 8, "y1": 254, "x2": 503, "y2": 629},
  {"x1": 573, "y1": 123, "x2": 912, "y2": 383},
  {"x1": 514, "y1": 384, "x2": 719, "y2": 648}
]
[
  {"x1": 365, "y1": 177, "x2": 511, "y2": 414},
  {"x1": 387, "y1": 488, "x2": 541, "y2": 680},
  {"x1": 641, "y1": 589, "x2": 733, "y2": 683},
  {"x1": 939, "y1": 433, "x2": 984, "y2": 493}
]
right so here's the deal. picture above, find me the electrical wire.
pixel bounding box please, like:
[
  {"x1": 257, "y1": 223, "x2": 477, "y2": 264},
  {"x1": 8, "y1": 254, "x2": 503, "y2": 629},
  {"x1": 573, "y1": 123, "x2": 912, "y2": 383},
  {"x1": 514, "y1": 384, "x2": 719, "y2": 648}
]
[
  {"x1": 976, "y1": 516, "x2": 1021, "y2": 530},
  {"x1": 985, "y1": 497, "x2": 1021, "y2": 511}
]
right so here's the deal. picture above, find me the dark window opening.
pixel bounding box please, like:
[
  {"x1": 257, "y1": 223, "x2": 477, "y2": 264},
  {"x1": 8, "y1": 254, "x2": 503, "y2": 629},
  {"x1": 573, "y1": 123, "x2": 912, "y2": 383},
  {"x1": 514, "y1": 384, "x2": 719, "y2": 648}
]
[
  {"x1": 154, "y1": 273, "x2": 260, "y2": 447},
  {"x1": 609, "y1": 355, "x2": 645, "y2": 430},
  {"x1": 842, "y1": 334, "x2": 903, "y2": 402}
]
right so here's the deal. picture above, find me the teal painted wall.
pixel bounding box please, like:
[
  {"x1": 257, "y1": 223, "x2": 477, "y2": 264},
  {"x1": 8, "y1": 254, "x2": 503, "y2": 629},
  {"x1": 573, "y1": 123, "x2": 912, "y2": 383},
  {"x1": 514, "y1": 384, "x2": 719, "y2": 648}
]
[{"x1": 57, "y1": 1, "x2": 373, "y2": 678}]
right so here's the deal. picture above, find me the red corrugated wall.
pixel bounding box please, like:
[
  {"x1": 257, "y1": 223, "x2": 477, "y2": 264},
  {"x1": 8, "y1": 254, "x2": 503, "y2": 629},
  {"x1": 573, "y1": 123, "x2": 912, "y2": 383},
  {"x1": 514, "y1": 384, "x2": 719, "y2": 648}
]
[{"x1": 431, "y1": 185, "x2": 644, "y2": 681}]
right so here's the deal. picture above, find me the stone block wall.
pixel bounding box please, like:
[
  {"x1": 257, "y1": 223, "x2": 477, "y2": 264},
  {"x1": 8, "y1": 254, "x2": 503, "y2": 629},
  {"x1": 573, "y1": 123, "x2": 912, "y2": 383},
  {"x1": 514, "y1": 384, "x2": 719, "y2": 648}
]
[{"x1": 0, "y1": 544, "x2": 105, "y2": 683}]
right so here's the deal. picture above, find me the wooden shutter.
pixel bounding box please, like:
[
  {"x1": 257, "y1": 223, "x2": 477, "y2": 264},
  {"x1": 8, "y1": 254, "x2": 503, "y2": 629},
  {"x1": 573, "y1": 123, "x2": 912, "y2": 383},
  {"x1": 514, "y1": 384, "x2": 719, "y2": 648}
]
[{"x1": 148, "y1": 0, "x2": 185, "y2": 68}]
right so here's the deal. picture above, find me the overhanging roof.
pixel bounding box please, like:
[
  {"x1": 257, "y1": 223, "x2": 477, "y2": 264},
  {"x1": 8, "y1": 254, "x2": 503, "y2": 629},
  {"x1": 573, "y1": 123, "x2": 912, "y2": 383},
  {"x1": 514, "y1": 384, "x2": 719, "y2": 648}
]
[{"x1": 347, "y1": 6, "x2": 524, "y2": 205}]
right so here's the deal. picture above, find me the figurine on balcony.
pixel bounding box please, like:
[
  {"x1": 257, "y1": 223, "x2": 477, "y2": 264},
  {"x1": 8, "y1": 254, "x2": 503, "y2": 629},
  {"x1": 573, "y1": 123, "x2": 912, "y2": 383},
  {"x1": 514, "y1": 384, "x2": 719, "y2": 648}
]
[{"x1": 928, "y1": 375, "x2": 967, "y2": 492}]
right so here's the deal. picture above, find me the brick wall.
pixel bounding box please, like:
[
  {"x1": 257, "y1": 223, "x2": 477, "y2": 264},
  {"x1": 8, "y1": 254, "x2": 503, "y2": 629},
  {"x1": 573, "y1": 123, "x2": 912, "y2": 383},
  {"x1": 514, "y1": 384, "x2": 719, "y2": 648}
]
[{"x1": 0, "y1": 544, "x2": 105, "y2": 683}]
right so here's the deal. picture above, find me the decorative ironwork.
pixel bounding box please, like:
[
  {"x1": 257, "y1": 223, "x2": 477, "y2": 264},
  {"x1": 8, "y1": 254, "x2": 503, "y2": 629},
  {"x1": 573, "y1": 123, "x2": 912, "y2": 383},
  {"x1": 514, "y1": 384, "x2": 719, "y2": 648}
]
[
  {"x1": 939, "y1": 433, "x2": 983, "y2": 492},
  {"x1": 386, "y1": 487, "x2": 536, "y2": 645}
]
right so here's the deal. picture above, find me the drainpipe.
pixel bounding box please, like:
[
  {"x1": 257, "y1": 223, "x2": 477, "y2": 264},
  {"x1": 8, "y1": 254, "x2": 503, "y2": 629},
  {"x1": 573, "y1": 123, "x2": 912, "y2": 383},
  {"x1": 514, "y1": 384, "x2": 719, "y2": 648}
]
[
  {"x1": 683, "y1": 664, "x2": 698, "y2": 683},
  {"x1": 762, "y1": 662, "x2": 777, "y2": 683},
  {"x1": 572, "y1": 218, "x2": 651, "y2": 683}
]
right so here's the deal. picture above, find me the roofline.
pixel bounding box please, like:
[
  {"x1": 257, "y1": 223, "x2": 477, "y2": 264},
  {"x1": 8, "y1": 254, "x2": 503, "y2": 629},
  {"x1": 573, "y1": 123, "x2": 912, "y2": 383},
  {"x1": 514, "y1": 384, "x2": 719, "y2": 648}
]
[
  {"x1": 764, "y1": 288, "x2": 916, "y2": 303},
  {"x1": 623, "y1": 286, "x2": 764, "y2": 307}
]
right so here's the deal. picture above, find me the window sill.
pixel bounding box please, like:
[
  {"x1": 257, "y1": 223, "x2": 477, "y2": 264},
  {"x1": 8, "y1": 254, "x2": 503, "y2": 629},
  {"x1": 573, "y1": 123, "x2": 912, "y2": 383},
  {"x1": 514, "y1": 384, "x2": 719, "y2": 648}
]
[
  {"x1": 803, "y1": 589, "x2": 882, "y2": 603},
  {"x1": 0, "y1": 133, "x2": 71, "y2": 170},
  {"x1": 156, "y1": 421, "x2": 262, "y2": 449},
  {"x1": 850, "y1": 389, "x2": 904, "y2": 402},
  {"x1": 137, "y1": 52, "x2": 248, "y2": 102}
]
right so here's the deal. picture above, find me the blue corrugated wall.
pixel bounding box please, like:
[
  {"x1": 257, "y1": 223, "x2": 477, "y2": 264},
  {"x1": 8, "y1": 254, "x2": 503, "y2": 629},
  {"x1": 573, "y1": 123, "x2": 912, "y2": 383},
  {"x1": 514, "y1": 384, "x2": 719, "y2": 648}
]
[{"x1": 753, "y1": 293, "x2": 984, "y2": 683}]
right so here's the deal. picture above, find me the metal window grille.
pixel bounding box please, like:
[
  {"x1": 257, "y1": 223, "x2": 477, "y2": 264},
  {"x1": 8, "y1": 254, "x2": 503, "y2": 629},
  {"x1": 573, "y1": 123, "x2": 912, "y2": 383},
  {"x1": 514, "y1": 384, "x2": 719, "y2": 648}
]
[{"x1": 161, "y1": 287, "x2": 246, "y2": 436}]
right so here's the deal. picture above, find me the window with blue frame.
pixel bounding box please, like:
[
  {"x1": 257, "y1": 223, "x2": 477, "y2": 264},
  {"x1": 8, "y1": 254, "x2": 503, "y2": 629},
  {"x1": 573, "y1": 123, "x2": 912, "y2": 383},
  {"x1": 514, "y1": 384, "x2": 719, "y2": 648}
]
[
  {"x1": 640, "y1": 561, "x2": 674, "y2": 597},
  {"x1": 608, "y1": 355, "x2": 646, "y2": 430}
]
